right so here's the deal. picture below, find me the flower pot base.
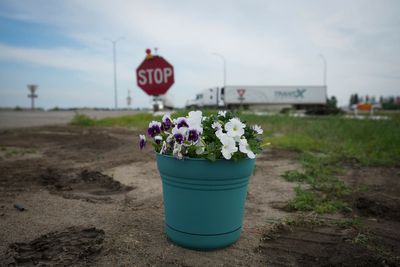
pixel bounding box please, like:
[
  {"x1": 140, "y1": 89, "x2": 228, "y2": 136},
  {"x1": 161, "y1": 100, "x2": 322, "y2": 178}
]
[
  {"x1": 165, "y1": 224, "x2": 242, "y2": 250},
  {"x1": 157, "y1": 154, "x2": 255, "y2": 251}
]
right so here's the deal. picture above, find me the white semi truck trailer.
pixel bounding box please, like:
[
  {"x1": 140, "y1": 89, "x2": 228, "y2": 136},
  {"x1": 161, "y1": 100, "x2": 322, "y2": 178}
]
[
  {"x1": 153, "y1": 95, "x2": 174, "y2": 111},
  {"x1": 186, "y1": 85, "x2": 327, "y2": 110}
]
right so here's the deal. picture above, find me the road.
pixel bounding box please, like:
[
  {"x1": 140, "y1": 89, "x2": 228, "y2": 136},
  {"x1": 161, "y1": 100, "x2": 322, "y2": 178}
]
[{"x1": 0, "y1": 110, "x2": 142, "y2": 129}]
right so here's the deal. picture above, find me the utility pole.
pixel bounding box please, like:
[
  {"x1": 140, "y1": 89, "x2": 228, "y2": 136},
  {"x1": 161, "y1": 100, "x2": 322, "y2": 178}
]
[
  {"x1": 212, "y1": 52, "x2": 226, "y2": 107},
  {"x1": 319, "y1": 54, "x2": 327, "y2": 87},
  {"x1": 212, "y1": 52, "x2": 226, "y2": 88},
  {"x1": 105, "y1": 37, "x2": 124, "y2": 109},
  {"x1": 27, "y1": 84, "x2": 38, "y2": 110},
  {"x1": 127, "y1": 89, "x2": 132, "y2": 108}
]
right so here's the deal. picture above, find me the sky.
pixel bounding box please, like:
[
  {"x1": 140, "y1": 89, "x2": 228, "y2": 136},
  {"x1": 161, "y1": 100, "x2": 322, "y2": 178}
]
[{"x1": 0, "y1": 0, "x2": 399, "y2": 109}]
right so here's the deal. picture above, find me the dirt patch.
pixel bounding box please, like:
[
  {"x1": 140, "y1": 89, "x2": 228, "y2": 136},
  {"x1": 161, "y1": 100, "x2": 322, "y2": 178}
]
[
  {"x1": 257, "y1": 148, "x2": 299, "y2": 161},
  {"x1": 341, "y1": 167, "x2": 400, "y2": 221},
  {"x1": 355, "y1": 196, "x2": 400, "y2": 221},
  {"x1": 3, "y1": 226, "x2": 105, "y2": 266},
  {"x1": 258, "y1": 218, "x2": 400, "y2": 266},
  {"x1": 40, "y1": 168, "x2": 134, "y2": 202}
]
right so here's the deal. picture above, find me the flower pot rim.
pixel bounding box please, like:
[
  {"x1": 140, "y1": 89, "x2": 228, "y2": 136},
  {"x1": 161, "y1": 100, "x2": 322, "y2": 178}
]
[{"x1": 156, "y1": 153, "x2": 256, "y2": 162}]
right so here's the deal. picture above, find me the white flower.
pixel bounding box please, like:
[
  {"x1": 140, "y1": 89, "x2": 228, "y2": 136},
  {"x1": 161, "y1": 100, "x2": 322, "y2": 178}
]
[
  {"x1": 188, "y1": 110, "x2": 203, "y2": 130},
  {"x1": 239, "y1": 138, "x2": 255, "y2": 159},
  {"x1": 215, "y1": 129, "x2": 224, "y2": 139},
  {"x1": 225, "y1": 117, "x2": 245, "y2": 139},
  {"x1": 211, "y1": 121, "x2": 222, "y2": 130},
  {"x1": 173, "y1": 143, "x2": 183, "y2": 159},
  {"x1": 160, "y1": 141, "x2": 167, "y2": 154},
  {"x1": 219, "y1": 134, "x2": 238, "y2": 160},
  {"x1": 252, "y1": 124, "x2": 263, "y2": 135},
  {"x1": 195, "y1": 141, "x2": 205, "y2": 155},
  {"x1": 218, "y1": 110, "x2": 227, "y2": 117}
]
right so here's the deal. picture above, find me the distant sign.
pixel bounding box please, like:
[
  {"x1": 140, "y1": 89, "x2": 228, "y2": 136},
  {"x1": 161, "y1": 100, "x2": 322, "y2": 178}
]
[
  {"x1": 136, "y1": 49, "x2": 174, "y2": 96},
  {"x1": 274, "y1": 88, "x2": 307, "y2": 98},
  {"x1": 237, "y1": 89, "x2": 246, "y2": 98},
  {"x1": 223, "y1": 86, "x2": 326, "y2": 104}
]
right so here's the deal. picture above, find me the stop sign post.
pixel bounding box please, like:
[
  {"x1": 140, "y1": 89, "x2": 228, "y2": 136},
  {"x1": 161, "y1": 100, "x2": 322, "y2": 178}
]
[{"x1": 136, "y1": 50, "x2": 174, "y2": 96}]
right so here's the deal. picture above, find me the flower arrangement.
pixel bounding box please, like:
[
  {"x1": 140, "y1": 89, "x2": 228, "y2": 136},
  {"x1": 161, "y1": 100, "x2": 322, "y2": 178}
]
[{"x1": 139, "y1": 110, "x2": 264, "y2": 160}]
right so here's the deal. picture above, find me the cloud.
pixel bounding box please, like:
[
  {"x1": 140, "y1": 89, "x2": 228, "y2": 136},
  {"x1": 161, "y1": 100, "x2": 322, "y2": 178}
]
[
  {"x1": 0, "y1": 44, "x2": 107, "y2": 73},
  {"x1": 0, "y1": 0, "x2": 399, "y2": 109}
]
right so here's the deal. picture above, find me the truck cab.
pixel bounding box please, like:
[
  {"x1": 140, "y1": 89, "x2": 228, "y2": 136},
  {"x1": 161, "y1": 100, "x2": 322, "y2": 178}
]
[
  {"x1": 185, "y1": 87, "x2": 222, "y2": 108},
  {"x1": 152, "y1": 95, "x2": 174, "y2": 111}
]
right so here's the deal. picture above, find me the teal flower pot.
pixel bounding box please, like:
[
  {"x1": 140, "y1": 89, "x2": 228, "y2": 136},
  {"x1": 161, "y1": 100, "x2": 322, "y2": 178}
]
[{"x1": 156, "y1": 154, "x2": 256, "y2": 250}]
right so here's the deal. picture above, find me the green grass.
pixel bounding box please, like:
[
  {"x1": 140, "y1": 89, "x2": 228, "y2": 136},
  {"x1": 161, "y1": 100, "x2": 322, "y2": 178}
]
[
  {"x1": 0, "y1": 146, "x2": 37, "y2": 159},
  {"x1": 240, "y1": 114, "x2": 400, "y2": 166},
  {"x1": 287, "y1": 185, "x2": 349, "y2": 214},
  {"x1": 284, "y1": 214, "x2": 361, "y2": 228},
  {"x1": 71, "y1": 112, "x2": 158, "y2": 129},
  {"x1": 71, "y1": 111, "x2": 400, "y2": 166}
]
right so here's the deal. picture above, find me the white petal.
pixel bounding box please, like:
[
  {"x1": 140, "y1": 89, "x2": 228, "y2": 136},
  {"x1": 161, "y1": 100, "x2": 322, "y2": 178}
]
[
  {"x1": 239, "y1": 144, "x2": 247, "y2": 153},
  {"x1": 215, "y1": 129, "x2": 224, "y2": 139},
  {"x1": 229, "y1": 146, "x2": 238, "y2": 153},
  {"x1": 247, "y1": 151, "x2": 255, "y2": 159},
  {"x1": 221, "y1": 148, "x2": 232, "y2": 160}
]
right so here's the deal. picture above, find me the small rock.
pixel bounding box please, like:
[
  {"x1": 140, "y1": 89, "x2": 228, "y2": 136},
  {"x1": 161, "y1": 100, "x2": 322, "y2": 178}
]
[{"x1": 13, "y1": 204, "x2": 26, "y2": 211}]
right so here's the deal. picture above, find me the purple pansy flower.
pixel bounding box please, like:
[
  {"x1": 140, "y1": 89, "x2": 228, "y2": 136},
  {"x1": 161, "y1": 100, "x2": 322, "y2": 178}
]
[
  {"x1": 147, "y1": 121, "x2": 161, "y2": 137},
  {"x1": 161, "y1": 114, "x2": 173, "y2": 131},
  {"x1": 139, "y1": 134, "x2": 146, "y2": 150},
  {"x1": 174, "y1": 117, "x2": 189, "y2": 129},
  {"x1": 172, "y1": 126, "x2": 187, "y2": 144},
  {"x1": 154, "y1": 135, "x2": 163, "y2": 145},
  {"x1": 174, "y1": 133, "x2": 184, "y2": 144},
  {"x1": 187, "y1": 128, "x2": 200, "y2": 143}
]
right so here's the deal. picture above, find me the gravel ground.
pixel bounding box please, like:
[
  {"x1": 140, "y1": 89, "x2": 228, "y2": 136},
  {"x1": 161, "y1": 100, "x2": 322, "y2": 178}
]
[{"x1": 0, "y1": 110, "x2": 142, "y2": 129}]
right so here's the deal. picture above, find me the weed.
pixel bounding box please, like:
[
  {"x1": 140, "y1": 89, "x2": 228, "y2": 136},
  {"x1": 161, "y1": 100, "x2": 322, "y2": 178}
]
[
  {"x1": 283, "y1": 150, "x2": 351, "y2": 214},
  {"x1": 351, "y1": 233, "x2": 371, "y2": 245},
  {"x1": 282, "y1": 170, "x2": 307, "y2": 182},
  {"x1": 334, "y1": 218, "x2": 362, "y2": 228},
  {"x1": 70, "y1": 114, "x2": 96, "y2": 126},
  {"x1": 4, "y1": 149, "x2": 18, "y2": 158},
  {"x1": 287, "y1": 186, "x2": 348, "y2": 214},
  {"x1": 284, "y1": 214, "x2": 325, "y2": 227}
]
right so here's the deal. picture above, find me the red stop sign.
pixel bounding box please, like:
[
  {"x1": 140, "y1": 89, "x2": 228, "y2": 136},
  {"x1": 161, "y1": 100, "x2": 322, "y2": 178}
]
[{"x1": 136, "y1": 55, "x2": 174, "y2": 96}]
